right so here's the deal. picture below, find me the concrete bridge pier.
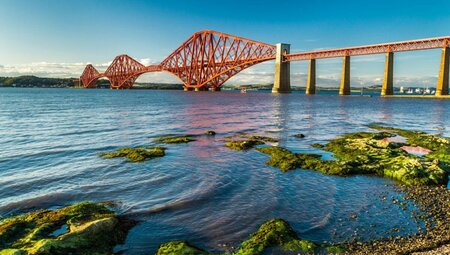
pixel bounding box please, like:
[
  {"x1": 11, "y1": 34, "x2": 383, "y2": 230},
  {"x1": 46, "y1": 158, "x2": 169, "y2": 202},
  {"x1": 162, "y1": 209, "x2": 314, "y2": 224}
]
[
  {"x1": 272, "y1": 43, "x2": 291, "y2": 93},
  {"x1": 305, "y1": 59, "x2": 316, "y2": 95},
  {"x1": 194, "y1": 87, "x2": 208, "y2": 92},
  {"x1": 339, "y1": 56, "x2": 351, "y2": 95},
  {"x1": 436, "y1": 46, "x2": 449, "y2": 96},
  {"x1": 381, "y1": 52, "x2": 394, "y2": 96},
  {"x1": 183, "y1": 87, "x2": 193, "y2": 91}
]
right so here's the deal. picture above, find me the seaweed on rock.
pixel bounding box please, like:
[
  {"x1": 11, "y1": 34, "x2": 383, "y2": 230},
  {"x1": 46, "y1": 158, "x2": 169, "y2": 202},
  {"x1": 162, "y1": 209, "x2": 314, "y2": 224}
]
[
  {"x1": 224, "y1": 134, "x2": 278, "y2": 151},
  {"x1": 156, "y1": 219, "x2": 318, "y2": 255},
  {"x1": 257, "y1": 129, "x2": 449, "y2": 185},
  {"x1": 154, "y1": 135, "x2": 196, "y2": 144},
  {"x1": 100, "y1": 146, "x2": 166, "y2": 162},
  {"x1": 0, "y1": 202, "x2": 134, "y2": 255}
]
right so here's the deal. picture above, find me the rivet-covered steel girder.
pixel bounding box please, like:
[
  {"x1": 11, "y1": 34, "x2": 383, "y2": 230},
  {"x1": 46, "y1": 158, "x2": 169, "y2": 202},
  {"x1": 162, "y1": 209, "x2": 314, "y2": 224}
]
[
  {"x1": 160, "y1": 30, "x2": 276, "y2": 89},
  {"x1": 80, "y1": 30, "x2": 450, "y2": 89},
  {"x1": 80, "y1": 30, "x2": 276, "y2": 89}
]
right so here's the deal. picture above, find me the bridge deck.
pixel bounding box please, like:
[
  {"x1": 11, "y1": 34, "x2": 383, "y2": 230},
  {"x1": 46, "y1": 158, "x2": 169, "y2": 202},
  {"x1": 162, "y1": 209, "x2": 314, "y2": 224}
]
[{"x1": 286, "y1": 36, "x2": 450, "y2": 61}]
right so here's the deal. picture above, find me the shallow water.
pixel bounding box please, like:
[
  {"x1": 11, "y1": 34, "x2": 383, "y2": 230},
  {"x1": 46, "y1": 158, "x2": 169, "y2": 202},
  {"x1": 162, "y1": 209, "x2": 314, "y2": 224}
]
[{"x1": 0, "y1": 88, "x2": 448, "y2": 254}]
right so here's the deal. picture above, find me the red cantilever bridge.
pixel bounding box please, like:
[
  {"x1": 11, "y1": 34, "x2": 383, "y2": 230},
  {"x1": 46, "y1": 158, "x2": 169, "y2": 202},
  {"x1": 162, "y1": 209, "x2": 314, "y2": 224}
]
[{"x1": 80, "y1": 30, "x2": 450, "y2": 96}]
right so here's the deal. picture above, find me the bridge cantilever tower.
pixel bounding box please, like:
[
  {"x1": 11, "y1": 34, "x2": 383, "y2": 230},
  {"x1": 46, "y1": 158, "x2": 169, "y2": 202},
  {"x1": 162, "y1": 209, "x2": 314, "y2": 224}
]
[
  {"x1": 160, "y1": 30, "x2": 276, "y2": 91},
  {"x1": 80, "y1": 30, "x2": 276, "y2": 90}
]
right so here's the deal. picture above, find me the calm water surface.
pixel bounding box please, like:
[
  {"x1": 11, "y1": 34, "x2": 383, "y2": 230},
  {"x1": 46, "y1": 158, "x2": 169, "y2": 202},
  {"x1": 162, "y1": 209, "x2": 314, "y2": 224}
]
[{"x1": 0, "y1": 88, "x2": 449, "y2": 254}]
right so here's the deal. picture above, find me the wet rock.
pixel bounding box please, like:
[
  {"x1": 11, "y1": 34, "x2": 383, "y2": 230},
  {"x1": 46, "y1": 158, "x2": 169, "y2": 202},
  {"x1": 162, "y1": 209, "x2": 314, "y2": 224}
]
[
  {"x1": 204, "y1": 130, "x2": 216, "y2": 136},
  {"x1": 156, "y1": 218, "x2": 319, "y2": 255},
  {"x1": 225, "y1": 140, "x2": 264, "y2": 151},
  {"x1": 257, "y1": 129, "x2": 449, "y2": 186},
  {"x1": 0, "y1": 202, "x2": 134, "y2": 255},
  {"x1": 224, "y1": 134, "x2": 278, "y2": 151},
  {"x1": 100, "y1": 146, "x2": 165, "y2": 162},
  {"x1": 256, "y1": 146, "x2": 303, "y2": 172},
  {"x1": 156, "y1": 241, "x2": 209, "y2": 255},
  {"x1": 293, "y1": 133, "x2": 306, "y2": 139},
  {"x1": 154, "y1": 135, "x2": 196, "y2": 144}
]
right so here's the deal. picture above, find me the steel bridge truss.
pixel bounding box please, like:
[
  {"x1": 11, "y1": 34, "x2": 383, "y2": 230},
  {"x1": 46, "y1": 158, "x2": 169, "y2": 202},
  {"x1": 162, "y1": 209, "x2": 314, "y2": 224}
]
[{"x1": 80, "y1": 31, "x2": 450, "y2": 89}]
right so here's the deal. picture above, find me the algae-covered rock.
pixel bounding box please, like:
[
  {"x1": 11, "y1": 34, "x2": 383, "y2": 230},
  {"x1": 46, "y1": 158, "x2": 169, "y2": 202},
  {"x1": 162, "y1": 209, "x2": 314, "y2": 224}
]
[
  {"x1": 224, "y1": 134, "x2": 278, "y2": 151},
  {"x1": 156, "y1": 241, "x2": 209, "y2": 255},
  {"x1": 156, "y1": 219, "x2": 318, "y2": 255},
  {"x1": 225, "y1": 140, "x2": 265, "y2": 151},
  {"x1": 235, "y1": 218, "x2": 317, "y2": 255},
  {"x1": 100, "y1": 146, "x2": 165, "y2": 162},
  {"x1": 368, "y1": 125, "x2": 450, "y2": 166},
  {"x1": 0, "y1": 202, "x2": 133, "y2": 255},
  {"x1": 256, "y1": 129, "x2": 448, "y2": 185},
  {"x1": 256, "y1": 147, "x2": 303, "y2": 172},
  {"x1": 154, "y1": 135, "x2": 196, "y2": 144}
]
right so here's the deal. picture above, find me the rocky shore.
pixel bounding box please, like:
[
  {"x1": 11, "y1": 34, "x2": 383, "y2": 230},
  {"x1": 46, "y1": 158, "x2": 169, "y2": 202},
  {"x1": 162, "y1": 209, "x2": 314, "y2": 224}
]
[{"x1": 1, "y1": 127, "x2": 448, "y2": 254}]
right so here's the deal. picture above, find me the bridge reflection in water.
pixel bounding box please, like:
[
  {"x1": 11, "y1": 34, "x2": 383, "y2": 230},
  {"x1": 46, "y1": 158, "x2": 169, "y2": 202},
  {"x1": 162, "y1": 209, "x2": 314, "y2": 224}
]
[{"x1": 80, "y1": 30, "x2": 450, "y2": 97}]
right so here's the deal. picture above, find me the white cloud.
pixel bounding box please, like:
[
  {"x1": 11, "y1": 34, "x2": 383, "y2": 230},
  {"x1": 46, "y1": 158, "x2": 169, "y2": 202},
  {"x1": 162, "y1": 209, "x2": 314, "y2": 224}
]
[{"x1": 0, "y1": 60, "x2": 438, "y2": 88}]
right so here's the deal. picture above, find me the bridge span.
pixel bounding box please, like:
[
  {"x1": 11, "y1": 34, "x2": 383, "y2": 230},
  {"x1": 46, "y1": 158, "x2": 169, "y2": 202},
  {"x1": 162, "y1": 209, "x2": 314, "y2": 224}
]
[{"x1": 80, "y1": 30, "x2": 449, "y2": 96}]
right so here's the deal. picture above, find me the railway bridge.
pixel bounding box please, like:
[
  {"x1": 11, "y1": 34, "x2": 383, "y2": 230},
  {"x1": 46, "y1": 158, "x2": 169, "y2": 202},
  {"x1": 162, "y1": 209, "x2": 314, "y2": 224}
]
[{"x1": 80, "y1": 30, "x2": 449, "y2": 96}]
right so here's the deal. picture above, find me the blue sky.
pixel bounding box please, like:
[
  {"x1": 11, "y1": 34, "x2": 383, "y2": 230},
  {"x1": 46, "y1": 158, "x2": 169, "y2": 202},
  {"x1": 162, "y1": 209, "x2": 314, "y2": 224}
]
[{"x1": 0, "y1": 0, "x2": 449, "y2": 87}]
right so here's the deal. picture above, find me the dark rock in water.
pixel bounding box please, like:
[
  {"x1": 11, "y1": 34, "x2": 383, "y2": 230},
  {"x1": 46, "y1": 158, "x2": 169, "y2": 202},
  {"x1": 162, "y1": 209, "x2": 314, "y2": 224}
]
[
  {"x1": 294, "y1": 133, "x2": 306, "y2": 138},
  {"x1": 156, "y1": 218, "x2": 319, "y2": 255},
  {"x1": 204, "y1": 130, "x2": 216, "y2": 136},
  {"x1": 0, "y1": 202, "x2": 134, "y2": 255}
]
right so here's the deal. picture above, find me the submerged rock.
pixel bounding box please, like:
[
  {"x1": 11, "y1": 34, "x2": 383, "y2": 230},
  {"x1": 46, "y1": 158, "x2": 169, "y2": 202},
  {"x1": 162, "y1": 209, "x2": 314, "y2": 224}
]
[
  {"x1": 293, "y1": 133, "x2": 306, "y2": 139},
  {"x1": 257, "y1": 129, "x2": 449, "y2": 186},
  {"x1": 100, "y1": 146, "x2": 166, "y2": 162},
  {"x1": 225, "y1": 140, "x2": 265, "y2": 151},
  {"x1": 156, "y1": 218, "x2": 318, "y2": 255},
  {"x1": 204, "y1": 130, "x2": 216, "y2": 136},
  {"x1": 0, "y1": 202, "x2": 134, "y2": 255},
  {"x1": 153, "y1": 135, "x2": 196, "y2": 144},
  {"x1": 224, "y1": 134, "x2": 278, "y2": 151}
]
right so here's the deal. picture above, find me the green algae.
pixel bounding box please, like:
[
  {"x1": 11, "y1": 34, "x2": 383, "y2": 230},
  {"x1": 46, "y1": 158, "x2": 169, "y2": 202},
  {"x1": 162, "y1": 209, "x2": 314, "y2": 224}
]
[
  {"x1": 154, "y1": 135, "x2": 196, "y2": 144},
  {"x1": 225, "y1": 140, "x2": 265, "y2": 151},
  {"x1": 156, "y1": 241, "x2": 210, "y2": 255},
  {"x1": 0, "y1": 202, "x2": 133, "y2": 255},
  {"x1": 100, "y1": 146, "x2": 165, "y2": 162},
  {"x1": 368, "y1": 125, "x2": 450, "y2": 167},
  {"x1": 156, "y1": 219, "x2": 318, "y2": 255},
  {"x1": 257, "y1": 129, "x2": 449, "y2": 186},
  {"x1": 224, "y1": 134, "x2": 278, "y2": 151}
]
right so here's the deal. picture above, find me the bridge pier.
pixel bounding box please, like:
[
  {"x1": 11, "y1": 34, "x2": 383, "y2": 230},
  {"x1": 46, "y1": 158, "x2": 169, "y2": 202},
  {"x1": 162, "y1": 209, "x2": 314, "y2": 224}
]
[
  {"x1": 210, "y1": 87, "x2": 221, "y2": 92},
  {"x1": 339, "y1": 56, "x2": 351, "y2": 95},
  {"x1": 381, "y1": 52, "x2": 394, "y2": 96},
  {"x1": 194, "y1": 87, "x2": 208, "y2": 92},
  {"x1": 305, "y1": 59, "x2": 316, "y2": 95},
  {"x1": 272, "y1": 43, "x2": 291, "y2": 93},
  {"x1": 436, "y1": 46, "x2": 449, "y2": 96}
]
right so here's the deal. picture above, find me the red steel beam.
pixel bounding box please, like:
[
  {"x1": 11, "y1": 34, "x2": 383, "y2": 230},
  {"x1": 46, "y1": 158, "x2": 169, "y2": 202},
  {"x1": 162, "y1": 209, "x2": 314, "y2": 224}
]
[
  {"x1": 286, "y1": 36, "x2": 450, "y2": 61},
  {"x1": 80, "y1": 31, "x2": 450, "y2": 89}
]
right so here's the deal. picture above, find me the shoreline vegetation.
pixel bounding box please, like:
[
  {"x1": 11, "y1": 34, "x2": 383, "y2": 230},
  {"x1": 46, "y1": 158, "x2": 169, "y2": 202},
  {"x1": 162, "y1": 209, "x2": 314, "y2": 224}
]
[
  {"x1": 0, "y1": 75, "x2": 388, "y2": 92},
  {"x1": 1, "y1": 126, "x2": 449, "y2": 254}
]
